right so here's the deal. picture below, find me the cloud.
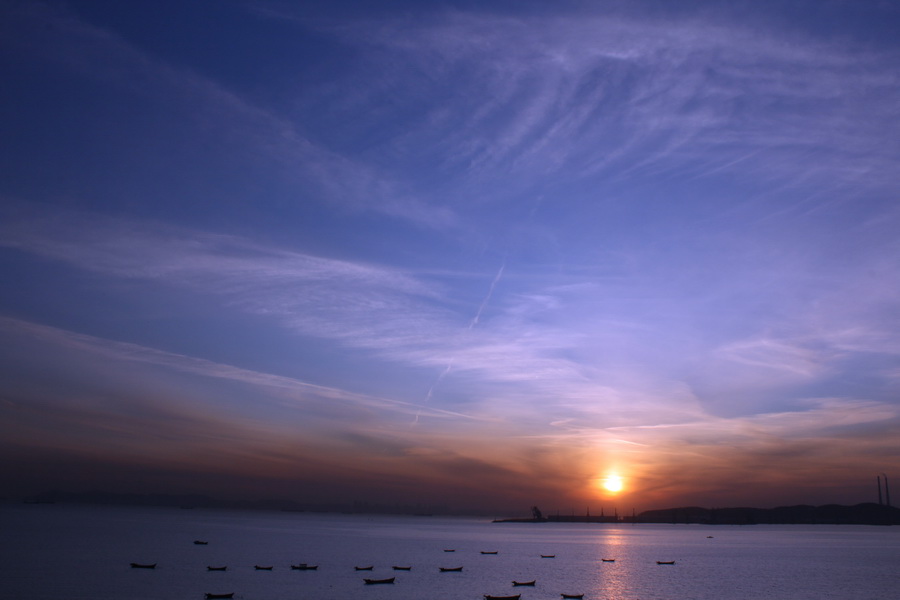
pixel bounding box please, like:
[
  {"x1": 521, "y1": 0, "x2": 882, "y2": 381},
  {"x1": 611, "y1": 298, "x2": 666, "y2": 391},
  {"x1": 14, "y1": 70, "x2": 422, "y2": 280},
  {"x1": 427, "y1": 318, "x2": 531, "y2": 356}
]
[
  {"x1": 0, "y1": 315, "x2": 482, "y2": 423},
  {"x1": 0, "y1": 0, "x2": 456, "y2": 230},
  {"x1": 289, "y1": 7, "x2": 900, "y2": 202},
  {"x1": 715, "y1": 337, "x2": 832, "y2": 379},
  {"x1": 0, "y1": 207, "x2": 629, "y2": 417},
  {"x1": 0, "y1": 314, "x2": 607, "y2": 507},
  {"x1": 588, "y1": 395, "x2": 900, "y2": 505},
  {"x1": 2, "y1": 2, "x2": 899, "y2": 508},
  {"x1": 4, "y1": 200, "x2": 898, "y2": 431}
]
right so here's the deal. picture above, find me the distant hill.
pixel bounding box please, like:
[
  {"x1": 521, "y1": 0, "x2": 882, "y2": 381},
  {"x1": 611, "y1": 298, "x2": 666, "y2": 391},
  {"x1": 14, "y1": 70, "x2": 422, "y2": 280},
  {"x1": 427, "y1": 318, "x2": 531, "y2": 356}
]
[{"x1": 637, "y1": 503, "x2": 899, "y2": 525}]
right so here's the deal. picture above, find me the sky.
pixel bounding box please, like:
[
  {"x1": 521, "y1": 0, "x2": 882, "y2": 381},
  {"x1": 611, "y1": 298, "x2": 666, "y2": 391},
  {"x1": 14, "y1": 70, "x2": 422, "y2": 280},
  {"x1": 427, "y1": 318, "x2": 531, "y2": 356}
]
[{"x1": 1, "y1": 0, "x2": 899, "y2": 514}]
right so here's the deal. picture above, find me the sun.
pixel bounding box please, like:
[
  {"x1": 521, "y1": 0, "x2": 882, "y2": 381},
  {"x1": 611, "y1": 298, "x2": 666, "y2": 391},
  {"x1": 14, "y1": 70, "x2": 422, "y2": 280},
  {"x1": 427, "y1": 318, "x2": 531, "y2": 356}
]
[{"x1": 602, "y1": 475, "x2": 623, "y2": 493}]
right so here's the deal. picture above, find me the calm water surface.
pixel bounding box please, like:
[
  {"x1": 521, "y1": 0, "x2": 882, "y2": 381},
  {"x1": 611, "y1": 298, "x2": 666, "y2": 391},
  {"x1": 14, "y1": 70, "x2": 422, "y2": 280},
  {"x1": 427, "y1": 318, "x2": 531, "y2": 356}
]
[{"x1": 1, "y1": 504, "x2": 897, "y2": 600}]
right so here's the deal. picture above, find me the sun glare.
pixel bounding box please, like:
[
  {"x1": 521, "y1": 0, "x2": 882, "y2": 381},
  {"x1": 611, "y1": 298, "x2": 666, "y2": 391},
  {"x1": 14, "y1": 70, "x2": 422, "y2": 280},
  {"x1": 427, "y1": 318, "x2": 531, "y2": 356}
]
[{"x1": 603, "y1": 475, "x2": 623, "y2": 493}]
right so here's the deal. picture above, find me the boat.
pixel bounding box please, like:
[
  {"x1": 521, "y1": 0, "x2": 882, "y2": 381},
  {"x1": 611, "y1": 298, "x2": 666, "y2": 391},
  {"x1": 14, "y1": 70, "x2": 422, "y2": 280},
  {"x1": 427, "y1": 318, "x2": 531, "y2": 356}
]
[
  {"x1": 561, "y1": 594, "x2": 584, "y2": 599},
  {"x1": 440, "y1": 566, "x2": 463, "y2": 572},
  {"x1": 207, "y1": 566, "x2": 227, "y2": 571},
  {"x1": 601, "y1": 558, "x2": 615, "y2": 562},
  {"x1": 255, "y1": 565, "x2": 273, "y2": 570},
  {"x1": 480, "y1": 551, "x2": 499, "y2": 555},
  {"x1": 130, "y1": 563, "x2": 156, "y2": 569},
  {"x1": 392, "y1": 565, "x2": 412, "y2": 570},
  {"x1": 656, "y1": 561, "x2": 676, "y2": 565},
  {"x1": 363, "y1": 577, "x2": 395, "y2": 584},
  {"x1": 354, "y1": 566, "x2": 373, "y2": 571},
  {"x1": 541, "y1": 554, "x2": 555, "y2": 558},
  {"x1": 204, "y1": 594, "x2": 234, "y2": 599},
  {"x1": 291, "y1": 564, "x2": 318, "y2": 570},
  {"x1": 194, "y1": 540, "x2": 208, "y2": 545},
  {"x1": 484, "y1": 595, "x2": 520, "y2": 600},
  {"x1": 512, "y1": 580, "x2": 536, "y2": 586},
  {"x1": 443, "y1": 549, "x2": 456, "y2": 552}
]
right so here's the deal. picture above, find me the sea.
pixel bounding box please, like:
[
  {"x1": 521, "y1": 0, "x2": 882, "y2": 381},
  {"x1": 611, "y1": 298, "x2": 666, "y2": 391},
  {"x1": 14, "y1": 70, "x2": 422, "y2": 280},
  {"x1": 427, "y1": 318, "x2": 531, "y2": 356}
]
[{"x1": 1, "y1": 504, "x2": 898, "y2": 600}]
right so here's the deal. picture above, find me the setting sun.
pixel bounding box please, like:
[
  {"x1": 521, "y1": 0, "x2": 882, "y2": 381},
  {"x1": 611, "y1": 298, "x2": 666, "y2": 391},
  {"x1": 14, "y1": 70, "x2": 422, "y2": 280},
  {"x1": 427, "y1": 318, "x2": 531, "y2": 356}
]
[{"x1": 603, "y1": 475, "x2": 624, "y2": 493}]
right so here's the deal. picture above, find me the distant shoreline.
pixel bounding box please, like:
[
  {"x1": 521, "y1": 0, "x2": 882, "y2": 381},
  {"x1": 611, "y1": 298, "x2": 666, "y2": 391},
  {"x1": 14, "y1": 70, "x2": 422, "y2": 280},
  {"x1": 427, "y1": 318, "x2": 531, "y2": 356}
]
[
  {"x1": 495, "y1": 503, "x2": 898, "y2": 526},
  {"x1": 11, "y1": 491, "x2": 899, "y2": 525}
]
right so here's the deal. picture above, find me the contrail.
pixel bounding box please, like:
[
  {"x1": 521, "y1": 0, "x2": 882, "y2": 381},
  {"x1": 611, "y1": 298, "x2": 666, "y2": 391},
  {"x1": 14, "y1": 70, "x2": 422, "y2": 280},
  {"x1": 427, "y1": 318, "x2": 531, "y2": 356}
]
[
  {"x1": 468, "y1": 260, "x2": 505, "y2": 330},
  {"x1": 413, "y1": 258, "x2": 506, "y2": 425},
  {"x1": 413, "y1": 359, "x2": 455, "y2": 426},
  {"x1": 424, "y1": 361, "x2": 454, "y2": 402}
]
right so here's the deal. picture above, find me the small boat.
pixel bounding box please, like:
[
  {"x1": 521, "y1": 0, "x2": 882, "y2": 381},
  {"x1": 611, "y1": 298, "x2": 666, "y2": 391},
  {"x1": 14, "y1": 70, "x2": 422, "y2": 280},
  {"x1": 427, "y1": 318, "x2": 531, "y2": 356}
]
[
  {"x1": 707, "y1": 535, "x2": 714, "y2": 538},
  {"x1": 291, "y1": 564, "x2": 318, "y2": 570},
  {"x1": 130, "y1": 562, "x2": 156, "y2": 569},
  {"x1": 561, "y1": 594, "x2": 584, "y2": 599},
  {"x1": 601, "y1": 558, "x2": 615, "y2": 562},
  {"x1": 204, "y1": 594, "x2": 234, "y2": 599},
  {"x1": 354, "y1": 565, "x2": 373, "y2": 571},
  {"x1": 440, "y1": 566, "x2": 463, "y2": 572},
  {"x1": 207, "y1": 566, "x2": 227, "y2": 571},
  {"x1": 392, "y1": 565, "x2": 412, "y2": 570},
  {"x1": 364, "y1": 577, "x2": 395, "y2": 584},
  {"x1": 512, "y1": 580, "x2": 536, "y2": 586},
  {"x1": 656, "y1": 560, "x2": 676, "y2": 565},
  {"x1": 443, "y1": 549, "x2": 456, "y2": 552},
  {"x1": 541, "y1": 554, "x2": 555, "y2": 558},
  {"x1": 480, "y1": 551, "x2": 499, "y2": 555},
  {"x1": 484, "y1": 595, "x2": 520, "y2": 600},
  {"x1": 194, "y1": 540, "x2": 208, "y2": 545},
  {"x1": 255, "y1": 565, "x2": 273, "y2": 570}
]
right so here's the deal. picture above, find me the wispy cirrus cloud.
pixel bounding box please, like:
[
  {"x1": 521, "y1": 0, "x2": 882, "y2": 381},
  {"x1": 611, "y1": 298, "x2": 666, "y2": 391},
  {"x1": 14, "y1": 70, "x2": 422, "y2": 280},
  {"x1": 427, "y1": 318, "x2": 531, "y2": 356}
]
[
  {"x1": 3, "y1": 201, "x2": 898, "y2": 432},
  {"x1": 0, "y1": 205, "x2": 709, "y2": 435},
  {"x1": 0, "y1": 315, "x2": 479, "y2": 423},
  {"x1": 295, "y1": 9, "x2": 900, "y2": 199},
  {"x1": 0, "y1": 205, "x2": 452, "y2": 349},
  {"x1": 0, "y1": 210, "x2": 603, "y2": 426},
  {"x1": 0, "y1": 0, "x2": 456, "y2": 230}
]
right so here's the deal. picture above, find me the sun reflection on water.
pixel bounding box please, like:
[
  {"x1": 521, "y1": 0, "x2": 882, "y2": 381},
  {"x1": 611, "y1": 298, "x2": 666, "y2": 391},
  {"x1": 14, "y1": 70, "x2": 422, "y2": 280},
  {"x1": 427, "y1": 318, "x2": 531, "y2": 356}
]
[{"x1": 584, "y1": 528, "x2": 648, "y2": 600}]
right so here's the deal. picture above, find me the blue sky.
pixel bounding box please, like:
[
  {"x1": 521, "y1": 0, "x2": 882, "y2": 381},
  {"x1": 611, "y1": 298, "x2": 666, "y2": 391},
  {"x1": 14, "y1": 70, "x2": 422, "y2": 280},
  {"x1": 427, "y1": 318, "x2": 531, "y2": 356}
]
[{"x1": 1, "y1": 0, "x2": 898, "y2": 512}]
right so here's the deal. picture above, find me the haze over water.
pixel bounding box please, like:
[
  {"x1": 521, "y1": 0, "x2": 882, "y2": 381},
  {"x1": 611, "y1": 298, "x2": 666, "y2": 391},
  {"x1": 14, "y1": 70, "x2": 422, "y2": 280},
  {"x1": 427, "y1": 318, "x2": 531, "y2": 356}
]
[{"x1": 3, "y1": 505, "x2": 898, "y2": 600}]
